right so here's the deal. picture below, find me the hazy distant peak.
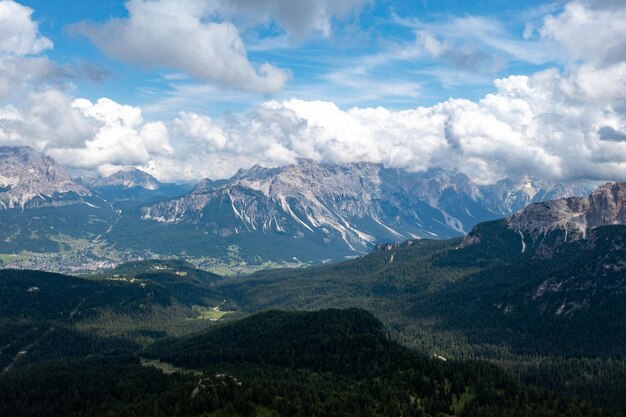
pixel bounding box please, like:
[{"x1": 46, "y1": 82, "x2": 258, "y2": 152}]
[{"x1": 92, "y1": 168, "x2": 161, "y2": 191}]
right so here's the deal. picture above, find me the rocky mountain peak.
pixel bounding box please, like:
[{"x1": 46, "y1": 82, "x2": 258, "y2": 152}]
[
  {"x1": 507, "y1": 182, "x2": 626, "y2": 241},
  {"x1": 0, "y1": 146, "x2": 89, "y2": 209},
  {"x1": 481, "y1": 176, "x2": 593, "y2": 216}
]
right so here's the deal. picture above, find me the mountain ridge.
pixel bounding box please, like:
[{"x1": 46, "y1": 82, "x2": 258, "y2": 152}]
[
  {"x1": 0, "y1": 146, "x2": 600, "y2": 269},
  {"x1": 141, "y1": 159, "x2": 593, "y2": 255}
]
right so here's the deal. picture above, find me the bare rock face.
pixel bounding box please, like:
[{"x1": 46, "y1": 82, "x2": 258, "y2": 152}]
[
  {"x1": 508, "y1": 197, "x2": 590, "y2": 239},
  {"x1": 0, "y1": 146, "x2": 89, "y2": 209},
  {"x1": 508, "y1": 182, "x2": 626, "y2": 242},
  {"x1": 586, "y1": 182, "x2": 626, "y2": 226}
]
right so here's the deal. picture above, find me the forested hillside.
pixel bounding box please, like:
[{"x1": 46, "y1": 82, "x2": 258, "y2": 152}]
[
  {"x1": 217, "y1": 222, "x2": 626, "y2": 412},
  {"x1": 1, "y1": 309, "x2": 612, "y2": 417}
]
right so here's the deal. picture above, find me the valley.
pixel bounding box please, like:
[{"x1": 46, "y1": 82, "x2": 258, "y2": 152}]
[{"x1": 2, "y1": 0, "x2": 626, "y2": 414}]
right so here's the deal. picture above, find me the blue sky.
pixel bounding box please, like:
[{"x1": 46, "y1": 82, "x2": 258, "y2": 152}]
[
  {"x1": 1, "y1": 0, "x2": 626, "y2": 183},
  {"x1": 19, "y1": 0, "x2": 564, "y2": 117}
]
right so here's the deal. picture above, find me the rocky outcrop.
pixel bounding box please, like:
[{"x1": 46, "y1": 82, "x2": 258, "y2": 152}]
[
  {"x1": 586, "y1": 182, "x2": 626, "y2": 226},
  {"x1": 498, "y1": 182, "x2": 626, "y2": 259},
  {"x1": 508, "y1": 182, "x2": 626, "y2": 241}
]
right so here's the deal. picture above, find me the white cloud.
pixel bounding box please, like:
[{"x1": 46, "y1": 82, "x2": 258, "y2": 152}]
[
  {"x1": 0, "y1": 56, "x2": 62, "y2": 102},
  {"x1": 1, "y1": 0, "x2": 625, "y2": 187},
  {"x1": 540, "y1": 1, "x2": 626, "y2": 67},
  {"x1": 23, "y1": 89, "x2": 97, "y2": 148},
  {"x1": 71, "y1": 0, "x2": 289, "y2": 93},
  {"x1": 0, "y1": 0, "x2": 52, "y2": 56},
  {"x1": 0, "y1": 88, "x2": 98, "y2": 149},
  {"x1": 0, "y1": 93, "x2": 174, "y2": 177},
  {"x1": 46, "y1": 98, "x2": 173, "y2": 175},
  {"x1": 0, "y1": 2, "x2": 61, "y2": 105},
  {"x1": 0, "y1": 3, "x2": 109, "y2": 103},
  {"x1": 226, "y1": 0, "x2": 369, "y2": 38}
]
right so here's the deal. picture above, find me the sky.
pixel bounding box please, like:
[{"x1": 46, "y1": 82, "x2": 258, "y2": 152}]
[{"x1": 0, "y1": 0, "x2": 625, "y2": 184}]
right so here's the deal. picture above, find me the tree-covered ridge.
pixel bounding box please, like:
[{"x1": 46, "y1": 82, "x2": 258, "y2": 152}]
[
  {"x1": 1, "y1": 309, "x2": 613, "y2": 417},
  {"x1": 145, "y1": 308, "x2": 399, "y2": 375}
]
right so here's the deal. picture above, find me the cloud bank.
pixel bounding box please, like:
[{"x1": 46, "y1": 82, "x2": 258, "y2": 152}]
[
  {"x1": 1, "y1": 0, "x2": 626, "y2": 185},
  {"x1": 139, "y1": 63, "x2": 626, "y2": 184}
]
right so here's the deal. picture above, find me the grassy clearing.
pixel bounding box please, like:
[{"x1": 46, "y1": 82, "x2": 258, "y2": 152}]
[
  {"x1": 193, "y1": 305, "x2": 230, "y2": 321},
  {"x1": 451, "y1": 388, "x2": 475, "y2": 415},
  {"x1": 49, "y1": 234, "x2": 90, "y2": 253},
  {"x1": 0, "y1": 252, "x2": 29, "y2": 263}
]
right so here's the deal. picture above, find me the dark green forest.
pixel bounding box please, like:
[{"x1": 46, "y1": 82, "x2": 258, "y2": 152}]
[{"x1": 0, "y1": 309, "x2": 614, "y2": 417}]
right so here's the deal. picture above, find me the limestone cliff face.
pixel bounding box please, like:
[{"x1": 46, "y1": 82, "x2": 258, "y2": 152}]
[
  {"x1": 586, "y1": 182, "x2": 626, "y2": 227},
  {"x1": 508, "y1": 182, "x2": 626, "y2": 241}
]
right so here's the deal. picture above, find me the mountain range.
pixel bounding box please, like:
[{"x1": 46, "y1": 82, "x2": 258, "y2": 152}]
[
  {"x1": 141, "y1": 160, "x2": 592, "y2": 246},
  {"x1": 0, "y1": 146, "x2": 595, "y2": 270}
]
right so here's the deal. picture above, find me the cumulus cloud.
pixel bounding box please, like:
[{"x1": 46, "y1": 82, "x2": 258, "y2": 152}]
[
  {"x1": 71, "y1": 0, "x2": 290, "y2": 93},
  {"x1": 0, "y1": 0, "x2": 52, "y2": 56},
  {"x1": 0, "y1": 56, "x2": 63, "y2": 102},
  {"x1": 0, "y1": 90, "x2": 91, "y2": 150},
  {"x1": 45, "y1": 98, "x2": 173, "y2": 176},
  {"x1": 541, "y1": 1, "x2": 626, "y2": 66},
  {"x1": 0, "y1": 1, "x2": 59, "y2": 104},
  {"x1": 70, "y1": 0, "x2": 370, "y2": 92},
  {"x1": 1, "y1": 0, "x2": 625, "y2": 187},
  {"x1": 0, "y1": 92, "x2": 175, "y2": 177}
]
